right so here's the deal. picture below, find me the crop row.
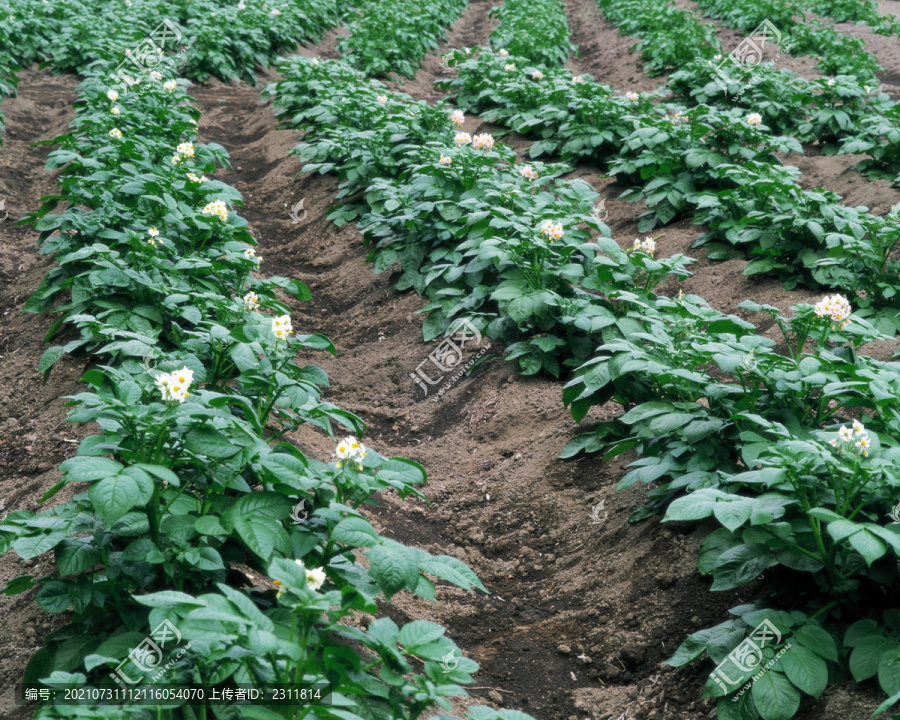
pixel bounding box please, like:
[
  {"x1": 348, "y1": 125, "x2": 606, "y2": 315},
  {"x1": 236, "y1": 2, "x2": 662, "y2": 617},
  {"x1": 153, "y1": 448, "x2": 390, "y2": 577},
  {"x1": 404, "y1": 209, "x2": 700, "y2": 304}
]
[
  {"x1": 440, "y1": 0, "x2": 900, "y2": 337},
  {"x1": 805, "y1": 0, "x2": 900, "y2": 35},
  {"x1": 693, "y1": 0, "x2": 883, "y2": 81},
  {"x1": 268, "y1": 46, "x2": 900, "y2": 719},
  {"x1": 435, "y1": 2, "x2": 900, "y2": 718},
  {"x1": 0, "y1": 0, "x2": 352, "y2": 150},
  {"x1": 0, "y1": 0, "x2": 350, "y2": 84},
  {"x1": 0, "y1": 45, "x2": 533, "y2": 720},
  {"x1": 595, "y1": 0, "x2": 900, "y2": 176},
  {"x1": 338, "y1": 0, "x2": 469, "y2": 79},
  {"x1": 486, "y1": 0, "x2": 575, "y2": 67}
]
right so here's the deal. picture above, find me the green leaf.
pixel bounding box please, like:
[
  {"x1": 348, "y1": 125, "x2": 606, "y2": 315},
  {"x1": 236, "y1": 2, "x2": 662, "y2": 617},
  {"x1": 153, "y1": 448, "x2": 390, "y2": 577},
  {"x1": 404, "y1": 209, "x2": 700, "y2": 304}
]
[
  {"x1": 133, "y1": 591, "x2": 207, "y2": 609},
  {"x1": 59, "y1": 456, "x2": 123, "y2": 483},
  {"x1": 749, "y1": 670, "x2": 800, "y2": 720},
  {"x1": 879, "y1": 648, "x2": 900, "y2": 697},
  {"x1": 14, "y1": 530, "x2": 69, "y2": 561},
  {"x1": 850, "y1": 635, "x2": 898, "y2": 681},
  {"x1": 332, "y1": 517, "x2": 379, "y2": 547},
  {"x1": 367, "y1": 543, "x2": 419, "y2": 599},
  {"x1": 709, "y1": 544, "x2": 775, "y2": 591},
  {"x1": 89, "y1": 472, "x2": 143, "y2": 526},
  {"x1": 234, "y1": 515, "x2": 290, "y2": 562},
  {"x1": 399, "y1": 621, "x2": 446, "y2": 650},
  {"x1": 35, "y1": 580, "x2": 73, "y2": 613},
  {"x1": 184, "y1": 427, "x2": 241, "y2": 459},
  {"x1": 793, "y1": 624, "x2": 838, "y2": 662},
  {"x1": 781, "y1": 644, "x2": 827, "y2": 698},
  {"x1": 55, "y1": 539, "x2": 101, "y2": 577}
]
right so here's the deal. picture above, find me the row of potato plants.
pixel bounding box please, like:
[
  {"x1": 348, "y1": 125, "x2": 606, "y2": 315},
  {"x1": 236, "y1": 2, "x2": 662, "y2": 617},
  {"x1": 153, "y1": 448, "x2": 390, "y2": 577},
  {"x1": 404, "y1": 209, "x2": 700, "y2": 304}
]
[
  {"x1": 449, "y1": 1, "x2": 900, "y2": 718},
  {"x1": 486, "y1": 0, "x2": 575, "y2": 67},
  {"x1": 442, "y1": 48, "x2": 900, "y2": 333},
  {"x1": 595, "y1": 0, "x2": 900, "y2": 178},
  {"x1": 0, "y1": 0, "x2": 351, "y2": 86},
  {"x1": 681, "y1": 0, "x2": 900, "y2": 183},
  {"x1": 338, "y1": 0, "x2": 469, "y2": 79},
  {"x1": 692, "y1": 0, "x2": 883, "y2": 81},
  {"x1": 2, "y1": 58, "x2": 531, "y2": 720},
  {"x1": 0, "y1": 49, "x2": 15, "y2": 143},
  {"x1": 266, "y1": 49, "x2": 900, "y2": 720},
  {"x1": 438, "y1": 0, "x2": 900, "y2": 326},
  {"x1": 804, "y1": 0, "x2": 900, "y2": 35}
]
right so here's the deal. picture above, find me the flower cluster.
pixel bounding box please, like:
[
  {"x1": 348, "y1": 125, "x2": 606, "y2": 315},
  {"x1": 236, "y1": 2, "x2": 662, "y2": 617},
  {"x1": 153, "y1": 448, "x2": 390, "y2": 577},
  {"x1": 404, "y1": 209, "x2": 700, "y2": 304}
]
[
  {"x1": 504, "y1": 63, "x2": 516, "y2": 72},
  {"x1": 498, "y1": 48, "x2": 509, "y2": 56},
  {"x1": 747, "y1": 113, "x2": 763, "y2": 126},
  {"x1": 633, "y1": 236, "x2": 656, "y2": 255},
  {"x1": 625, "y1": 91, "x2": 639, "y2": 102},
  {"x1": 814, "y1": 293, "x2": 852, "y2": 330},
  {"x1": 271, "y1": 8, "x2": 281, "y2": 16},
  {"x1": 541, "y1": 220, "x2": 563, "y2": 242},
  {"x1": 449, "y1": 109, "x2": 465, "y2": 128},
  {"x1": 107, "y1": 89, "x2": 118, "y2": 102},
  {"x1": 376, "y1": 95, "x2": 387, "y2": 105},
  {"x1": 827, "y1": 78, "x2": 836, "y2": 87},
  {"x1": 155, "y1": 366, "x2": 194, "y2": 403},
  {"x1": 439, "y1": 154, "x2": 452, "y2": 166},
  {"x1": 243, "y1": 291, "x2": 259, "y2": 311},
  {"x1": 163, "y1": 80, "x2": 177, "y2": 92},
  {"x1": 273, "y1": 560, "x2": 326, "y2": 598},
  {"x1": 147, "y1": 227, "x2": 164, "y2": 248},
  {"x1": 109, "y1": 128, "x2": 122, "y2": 139},
  {"x1": 532, "y1": 70, "x2": 544, "y2": 81},
  {"x1": 454, "y1": 132, "x2": 472, "y2": 146},
  {"x1": 202, "y1": 200, "x2": 229, "y2": 222},
  {"x1": 830, "y1": 419, "x2": 871, "y2": 457},
  {"x1": 472, "y1": 133, "x2": 494, "y2": 151},
  {"x1": 336, "y1": 436, "x2": 367, "y2": 470},
  {"x1": 244, "y1": 247, "x2": 262, "y2": 265},
  {"x1": 186, "y1": 172, "x2": 206, "y2": 183},
  {"x1": 572, "y1": 75, "x2": 585, "y2": 84},
  {"x1": 149, "y1": 71, "x2": 162, "y2": 82},
  {"x1": 272, "y1": 314, "x2": 293, "y2": 341},
  {"x1": 111, "y1": 106, "x2": 120, "y2": 115},
  {"x1": 518, "y1": 165, "x2": 538, "y2": 181},
  {"x1": 176, "y1": 142, "x2": 195, "y2": 158}
]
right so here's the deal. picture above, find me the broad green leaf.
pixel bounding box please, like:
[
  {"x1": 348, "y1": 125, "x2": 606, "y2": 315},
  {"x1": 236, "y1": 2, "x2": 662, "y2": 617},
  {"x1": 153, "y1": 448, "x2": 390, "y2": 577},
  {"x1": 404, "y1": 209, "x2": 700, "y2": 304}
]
[
  {"x1": 781, "y1": 644, "x2": 827, "y2": 698},
  {"x1": 89, "y1": 472, "x2": 143, "y2": 526},
  {"x1": 749, "y1": 670, "x2": 800, "y2": 720},
  {"x1": 332, "y1": 517, "x2": 379, "y2": 547}
]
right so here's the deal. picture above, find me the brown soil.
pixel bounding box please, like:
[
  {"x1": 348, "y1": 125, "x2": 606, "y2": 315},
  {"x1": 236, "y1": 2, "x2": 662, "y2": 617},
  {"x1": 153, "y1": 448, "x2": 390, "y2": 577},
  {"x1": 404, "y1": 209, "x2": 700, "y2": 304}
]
[{"x1": 0, "y1": 2, "x2": 899, "y2": 720}]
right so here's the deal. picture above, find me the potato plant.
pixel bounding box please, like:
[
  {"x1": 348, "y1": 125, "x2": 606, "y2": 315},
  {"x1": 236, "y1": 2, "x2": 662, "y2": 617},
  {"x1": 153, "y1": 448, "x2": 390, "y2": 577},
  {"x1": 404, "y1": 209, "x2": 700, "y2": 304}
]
[{"x1": 3, "y1": 50, "x2": 537, "y2": 720}]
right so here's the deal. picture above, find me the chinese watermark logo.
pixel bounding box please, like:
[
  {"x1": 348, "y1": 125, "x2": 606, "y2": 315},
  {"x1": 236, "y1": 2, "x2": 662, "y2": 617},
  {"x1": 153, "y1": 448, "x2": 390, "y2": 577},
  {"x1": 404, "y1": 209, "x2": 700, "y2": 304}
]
[
  {"x1": 108, "y1": 19, "x2": 190, "y2": 99},
  {"x1": 109, "y1": 619, "x2": 191, "y2": 688},
  {"x1": 887, "y1": 501, "x2": 900, "y2": 524},
  {"x1": 439, "y1": 51, "x2": 457, "y2": 74},
  {"x1": 410, "y1": 319, "x2": 491, "y2": 401},
  {"x1": 709, "y1": 618, "x2": 791, "y2": 700},
  {"x1": 590, "y1": 499, "x2": 608, "y2": 526},
  {"x1": 740, "y1": 347, "x2": 758, "y2": 372},
  {"x1": 709, "y1": 20, "x2": 791, "y2": 99},
  {"x1": 439, "y1": 649, "x2": 459, "y2": 673},
  {"x1": 290, "y1": 499, "x2": 309, "y2": 524},
  {"x1": 289, "y1": 198, "x2": 307, "y2": 224}
]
